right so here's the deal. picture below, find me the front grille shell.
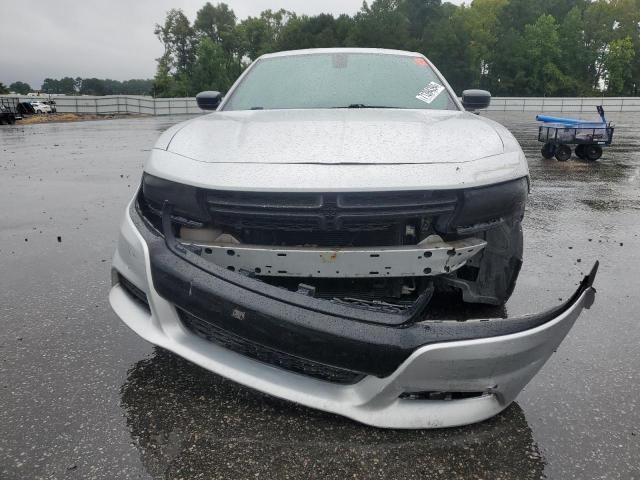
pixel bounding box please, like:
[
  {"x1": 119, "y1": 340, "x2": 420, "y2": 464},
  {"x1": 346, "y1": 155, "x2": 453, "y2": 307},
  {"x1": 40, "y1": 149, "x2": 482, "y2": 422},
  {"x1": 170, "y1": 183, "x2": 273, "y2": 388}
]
[{"x1": 204, "y1": 190, "x2": 458, "y2": 233}]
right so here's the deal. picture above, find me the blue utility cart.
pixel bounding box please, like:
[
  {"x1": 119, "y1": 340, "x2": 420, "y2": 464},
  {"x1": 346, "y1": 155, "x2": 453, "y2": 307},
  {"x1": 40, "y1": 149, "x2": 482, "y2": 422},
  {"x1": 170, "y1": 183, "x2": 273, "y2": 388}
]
[{"x1": 537, "y1": 106, "x2": 614, "y2": 161}]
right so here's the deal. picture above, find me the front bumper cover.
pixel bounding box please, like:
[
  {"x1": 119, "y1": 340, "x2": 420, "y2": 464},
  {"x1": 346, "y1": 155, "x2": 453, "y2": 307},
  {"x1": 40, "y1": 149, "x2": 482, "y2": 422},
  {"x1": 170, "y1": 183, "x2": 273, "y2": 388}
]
[{"x1": 109, "y1": 197, "x2": 597, "y2": 428}]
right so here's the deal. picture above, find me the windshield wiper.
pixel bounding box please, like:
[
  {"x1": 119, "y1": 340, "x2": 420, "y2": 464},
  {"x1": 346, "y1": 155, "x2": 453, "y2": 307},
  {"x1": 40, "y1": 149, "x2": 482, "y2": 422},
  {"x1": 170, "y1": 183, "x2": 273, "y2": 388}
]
[{"x1": 334, "y1": 104, "x2": 397, "y2": 109}]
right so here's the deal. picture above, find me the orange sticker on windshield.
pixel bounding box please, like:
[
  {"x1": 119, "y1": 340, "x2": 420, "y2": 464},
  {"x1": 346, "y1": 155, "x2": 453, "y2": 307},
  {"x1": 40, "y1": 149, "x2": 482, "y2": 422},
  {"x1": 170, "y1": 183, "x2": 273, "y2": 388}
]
[{"x1": 414, "y1": 57, "x2": 428, "y2": 66}]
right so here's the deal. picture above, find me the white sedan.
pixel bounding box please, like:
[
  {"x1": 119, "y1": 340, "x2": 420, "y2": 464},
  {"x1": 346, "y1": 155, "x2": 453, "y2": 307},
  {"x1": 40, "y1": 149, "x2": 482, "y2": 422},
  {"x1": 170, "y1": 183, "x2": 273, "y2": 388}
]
[
  {"x1": 109, "y1": 48, "x2": 598, "y2": 428},
  {"x1": 30, "y1": 101, "x2": 52, "y2": 114}
]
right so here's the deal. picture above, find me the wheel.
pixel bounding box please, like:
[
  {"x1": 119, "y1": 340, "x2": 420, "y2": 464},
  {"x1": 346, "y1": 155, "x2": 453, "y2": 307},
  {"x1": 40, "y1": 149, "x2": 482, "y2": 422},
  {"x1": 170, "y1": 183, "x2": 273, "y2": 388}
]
[
  {"x1": 575, "y1": 144, "x2": 586, "y2": 159},
  {"x1": 555, "y1": 144, "x2": 572, "y2": 161},
  {"x1": 541, "y1": 143, "x2": 556, "y2": 159},
  {"x1": 584, "y1": 144, "x2": 602, "y2": 161}
]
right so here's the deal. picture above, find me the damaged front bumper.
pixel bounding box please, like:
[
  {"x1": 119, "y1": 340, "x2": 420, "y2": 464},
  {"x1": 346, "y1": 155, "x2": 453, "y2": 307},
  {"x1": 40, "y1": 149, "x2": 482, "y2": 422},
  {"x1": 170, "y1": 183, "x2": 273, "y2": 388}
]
[{"x1": 109, "y1": 197, "x2": 597, "y2": 429}]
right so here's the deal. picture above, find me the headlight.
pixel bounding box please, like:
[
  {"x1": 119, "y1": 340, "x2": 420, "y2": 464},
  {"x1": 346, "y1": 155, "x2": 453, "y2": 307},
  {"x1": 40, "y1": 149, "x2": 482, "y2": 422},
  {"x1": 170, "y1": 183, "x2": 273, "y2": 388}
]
[
  {"x1": 449, "y1": 177, "x2": 528, "y2": 231},
  {"x1": 141, "y1": 173, "x2": 208, "y2": 223}
]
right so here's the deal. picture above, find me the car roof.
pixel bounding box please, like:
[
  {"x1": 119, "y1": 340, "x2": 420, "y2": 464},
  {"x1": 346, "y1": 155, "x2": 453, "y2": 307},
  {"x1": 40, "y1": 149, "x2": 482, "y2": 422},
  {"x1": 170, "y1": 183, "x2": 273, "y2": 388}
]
[{"x1": 259, "y1": 47, "x2": 425, "y2": 60}]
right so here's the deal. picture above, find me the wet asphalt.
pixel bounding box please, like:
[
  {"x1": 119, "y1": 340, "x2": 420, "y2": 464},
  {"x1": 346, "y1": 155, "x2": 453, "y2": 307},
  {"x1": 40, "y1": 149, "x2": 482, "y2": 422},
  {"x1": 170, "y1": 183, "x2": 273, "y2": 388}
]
[{"x1": 1, "y1": 112, "x2": 639, "y2": 479}]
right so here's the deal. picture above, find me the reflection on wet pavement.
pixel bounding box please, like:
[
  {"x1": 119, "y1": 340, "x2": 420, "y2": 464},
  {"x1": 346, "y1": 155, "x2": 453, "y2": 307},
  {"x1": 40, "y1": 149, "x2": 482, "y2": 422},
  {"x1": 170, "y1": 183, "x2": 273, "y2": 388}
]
[
  {"x1": 1, "y1": 113, "x2": 639, "y2": 479},
  {"x1": 121, "y1": 348, "x2": 544, "y2": 479}
]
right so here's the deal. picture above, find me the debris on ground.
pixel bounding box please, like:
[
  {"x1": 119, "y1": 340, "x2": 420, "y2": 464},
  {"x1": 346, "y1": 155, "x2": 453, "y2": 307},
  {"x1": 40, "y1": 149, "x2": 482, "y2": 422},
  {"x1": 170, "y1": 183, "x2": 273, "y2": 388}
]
[{"x1": 17, "y1": 113, "x2": 148, "y2": 125}]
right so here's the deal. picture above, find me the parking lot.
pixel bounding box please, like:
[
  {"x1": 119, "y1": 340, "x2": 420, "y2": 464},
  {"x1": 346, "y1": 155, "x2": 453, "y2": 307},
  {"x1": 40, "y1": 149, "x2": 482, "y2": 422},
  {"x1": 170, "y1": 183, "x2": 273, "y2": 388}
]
[{"x1": 1, "y1": 112, "x2": 639, "y2": 479}]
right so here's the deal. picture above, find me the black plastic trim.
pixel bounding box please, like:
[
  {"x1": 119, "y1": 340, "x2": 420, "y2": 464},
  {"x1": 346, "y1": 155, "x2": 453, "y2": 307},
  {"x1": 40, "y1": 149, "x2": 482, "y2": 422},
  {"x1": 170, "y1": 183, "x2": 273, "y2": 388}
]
[{"x1": 179, "y1": 307, "x2": 365, "y2": 384}]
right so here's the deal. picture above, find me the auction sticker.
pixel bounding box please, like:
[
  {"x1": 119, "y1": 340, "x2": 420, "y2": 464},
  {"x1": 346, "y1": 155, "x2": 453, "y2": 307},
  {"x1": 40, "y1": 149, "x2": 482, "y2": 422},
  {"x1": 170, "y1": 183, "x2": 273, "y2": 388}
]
[{"x1": 416, "y1": 82, "x2": 445, "y2": 104}]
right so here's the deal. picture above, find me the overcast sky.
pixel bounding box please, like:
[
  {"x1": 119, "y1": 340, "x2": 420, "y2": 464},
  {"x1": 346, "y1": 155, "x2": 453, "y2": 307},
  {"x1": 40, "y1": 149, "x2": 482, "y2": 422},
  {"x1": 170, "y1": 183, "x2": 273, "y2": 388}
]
[{"x1": 0, "y1": 0, "x2": 463, "y2": 89}]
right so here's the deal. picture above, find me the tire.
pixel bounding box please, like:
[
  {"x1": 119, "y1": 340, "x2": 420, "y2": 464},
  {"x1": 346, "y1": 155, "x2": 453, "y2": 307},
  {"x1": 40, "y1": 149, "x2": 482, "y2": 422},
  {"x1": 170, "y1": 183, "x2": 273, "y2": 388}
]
[
  {"x1": 575, "y1": 144, "x2": 586, "y2": 159},
  {"x1": 584, "y1": 144, "x2": 602, "y2": 161},
  {"x1": 555, "y1": 144, "x2": 572, "y2": 161},
  {"x1": 541, "y1": 143, "x2": 556, "y2": 159}
]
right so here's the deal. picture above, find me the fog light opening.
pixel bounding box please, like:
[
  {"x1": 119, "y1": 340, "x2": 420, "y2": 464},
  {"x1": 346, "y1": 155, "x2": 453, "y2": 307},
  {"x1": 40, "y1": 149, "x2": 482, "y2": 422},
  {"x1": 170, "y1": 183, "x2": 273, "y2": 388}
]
[{"x1": 399, "y1": 391, "x2": 490, "y2": 401}]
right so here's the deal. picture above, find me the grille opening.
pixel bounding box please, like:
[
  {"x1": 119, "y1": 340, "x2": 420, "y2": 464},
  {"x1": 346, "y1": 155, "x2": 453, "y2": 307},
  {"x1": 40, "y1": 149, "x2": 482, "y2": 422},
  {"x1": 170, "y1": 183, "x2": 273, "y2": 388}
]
[
  {"x1": 257, "y1": 276, "x2": 428, "y2": 304},
  {"x1": 178, "y1": 308, "x2": 365, "y2": 384},
  {"x1": 118, "y1": 273, "x2": 150, "y2": 312}
]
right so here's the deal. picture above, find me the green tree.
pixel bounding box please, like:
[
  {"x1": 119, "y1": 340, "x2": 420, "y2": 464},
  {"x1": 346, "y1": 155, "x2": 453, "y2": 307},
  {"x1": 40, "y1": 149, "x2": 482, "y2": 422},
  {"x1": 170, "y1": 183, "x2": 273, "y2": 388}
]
[
  {"x1": 153, "y1": 9, "x2": 197, "y2": 96},
  {"x1": 195, "y1": 2, "x2": 236, "y2": 45},
  {"x1": 155, "y1": 9, "x2": 196, "y2": 75},
  {"x1": 462, "y1": 0, "x2": 508, "y2": 88},
  {"x1": 195, "y1": 3, "x2": 244, "y2": 79},
  {"x1": 149, "y1": 0, "x2": 640, "y2": 98},
  {"x1": 41, "y1": 78, "x2": 60, "y2": 94},
  {"x1": 605, "y1": 36, "x2": 635, "y2": 94},
  {"x1": 583, "y1": 1, "x2": 616, "y2": 90},
  {"x1": 9, "y1": 81, "x2": 31, "y2": 94},
  {"x1": 80, "y1": 78, "x2": 107, "y2": 95},
  {"x1": 558, "y1": 6, "x2": 593, "y2": 95},
  {"x1": 0, "y1": 82, "x2": 9, "y2": 94},
  {"x1": 152, "y1": 57, "x2": 178, "y2": 97},
  {"x1": 608, "y1": 0, "x2": 640, "y2": 95},
  {"x1": 424, "y1": 4, "x2": 474, "y2": 94},
  {"x1": 238, "y1": 10, "x2": 294, "y2": 60},
  {"x1": 403, "y1": 0, "x2": 442, "y2": 42},
  {"x1": 522, "y1": 14, "x2": 563, "y2": 95},
  {"x1": 348, "y1": 0, "x2": 410, "y2": 49},
  {"x1": 121, "y1": 79, "x2": 154, "y2": 95},
  {"x1": 276, "y1": 14, "x2": 351, "y2": 51},
  {"x1": 191, "y1": 37, "x2": 233, "y2": 93},
  {"x1": 58, "y1": 77, "x2": 77, "y2": 94}
]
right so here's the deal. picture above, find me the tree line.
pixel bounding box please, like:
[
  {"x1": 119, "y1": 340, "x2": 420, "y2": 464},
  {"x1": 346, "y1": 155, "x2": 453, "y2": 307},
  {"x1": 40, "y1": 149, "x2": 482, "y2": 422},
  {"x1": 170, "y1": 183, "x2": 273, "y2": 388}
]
[
  {"x1": 153, "y1": 0, "x2": 640, "y2": 98},
  {"x1": 0, "y1": 78, "x2": 154, "y2": 96}
]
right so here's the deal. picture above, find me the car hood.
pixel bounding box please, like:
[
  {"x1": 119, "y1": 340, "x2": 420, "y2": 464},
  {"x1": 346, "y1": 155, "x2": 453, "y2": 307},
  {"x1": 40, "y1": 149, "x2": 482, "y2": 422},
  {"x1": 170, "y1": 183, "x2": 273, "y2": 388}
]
[{"x1": 162, "y1": 109, "x2": 508, "y2": 165}]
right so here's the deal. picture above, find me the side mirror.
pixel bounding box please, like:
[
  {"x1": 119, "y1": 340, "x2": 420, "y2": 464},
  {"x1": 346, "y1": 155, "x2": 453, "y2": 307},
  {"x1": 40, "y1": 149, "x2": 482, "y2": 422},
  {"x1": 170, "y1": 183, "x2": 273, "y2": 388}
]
[
  {"x1": 462, "y1": 89, "x2": 491, "y2": 110},
  {"x1": 196, "y1": 91, "x2": 222, "y2": 110}
]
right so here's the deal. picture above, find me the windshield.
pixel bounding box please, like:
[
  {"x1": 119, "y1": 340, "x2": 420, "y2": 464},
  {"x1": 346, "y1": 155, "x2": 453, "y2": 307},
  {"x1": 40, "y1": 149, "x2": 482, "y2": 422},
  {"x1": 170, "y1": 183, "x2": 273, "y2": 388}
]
[{"x1": 223, "y1": 52, "x2": 458, "y2": 111}]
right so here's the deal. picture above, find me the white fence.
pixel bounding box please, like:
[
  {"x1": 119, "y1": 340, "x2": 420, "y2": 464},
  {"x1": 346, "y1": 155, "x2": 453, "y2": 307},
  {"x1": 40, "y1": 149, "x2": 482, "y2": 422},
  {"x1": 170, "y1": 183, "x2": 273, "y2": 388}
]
[
  {"x1": 3, "y1": 95, "x2": 640, "y2": 115},
  {"x1": 2, "y1": 95, "x2": 201, "y2": 115},
  {"x1": 486, "y1": 97, "x2": 640, "y2": 112}
]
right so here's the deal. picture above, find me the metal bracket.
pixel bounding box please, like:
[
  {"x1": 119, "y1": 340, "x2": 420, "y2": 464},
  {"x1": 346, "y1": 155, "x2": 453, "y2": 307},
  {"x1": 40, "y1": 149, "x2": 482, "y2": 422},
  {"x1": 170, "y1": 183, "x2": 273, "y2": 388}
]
[{"x1": 183, "y1": 237, "x2": 486, "y2": 278}]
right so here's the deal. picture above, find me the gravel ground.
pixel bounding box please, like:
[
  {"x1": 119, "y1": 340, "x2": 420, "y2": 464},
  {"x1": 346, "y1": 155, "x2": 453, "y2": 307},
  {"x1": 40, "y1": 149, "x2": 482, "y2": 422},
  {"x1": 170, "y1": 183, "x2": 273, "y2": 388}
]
[{"x1": 1, "y1": 112, "x2": 639, "y2": 479}]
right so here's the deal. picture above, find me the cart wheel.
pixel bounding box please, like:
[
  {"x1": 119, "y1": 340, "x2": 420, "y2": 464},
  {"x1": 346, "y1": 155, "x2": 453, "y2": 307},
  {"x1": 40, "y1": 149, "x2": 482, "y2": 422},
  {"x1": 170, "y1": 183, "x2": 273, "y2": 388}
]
[
  {"x1": 575, "y1": 144, "x2": 585, "y2": 159},
  {"x1": 541, "y1": 143, "x2": 556, "y2": 159},
  {"x1": 555, "y1": 144, "x2": 572, "y2": 161},
  {"x1": 584, "y1": 144, "x2": 602, "y2": 161}
]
